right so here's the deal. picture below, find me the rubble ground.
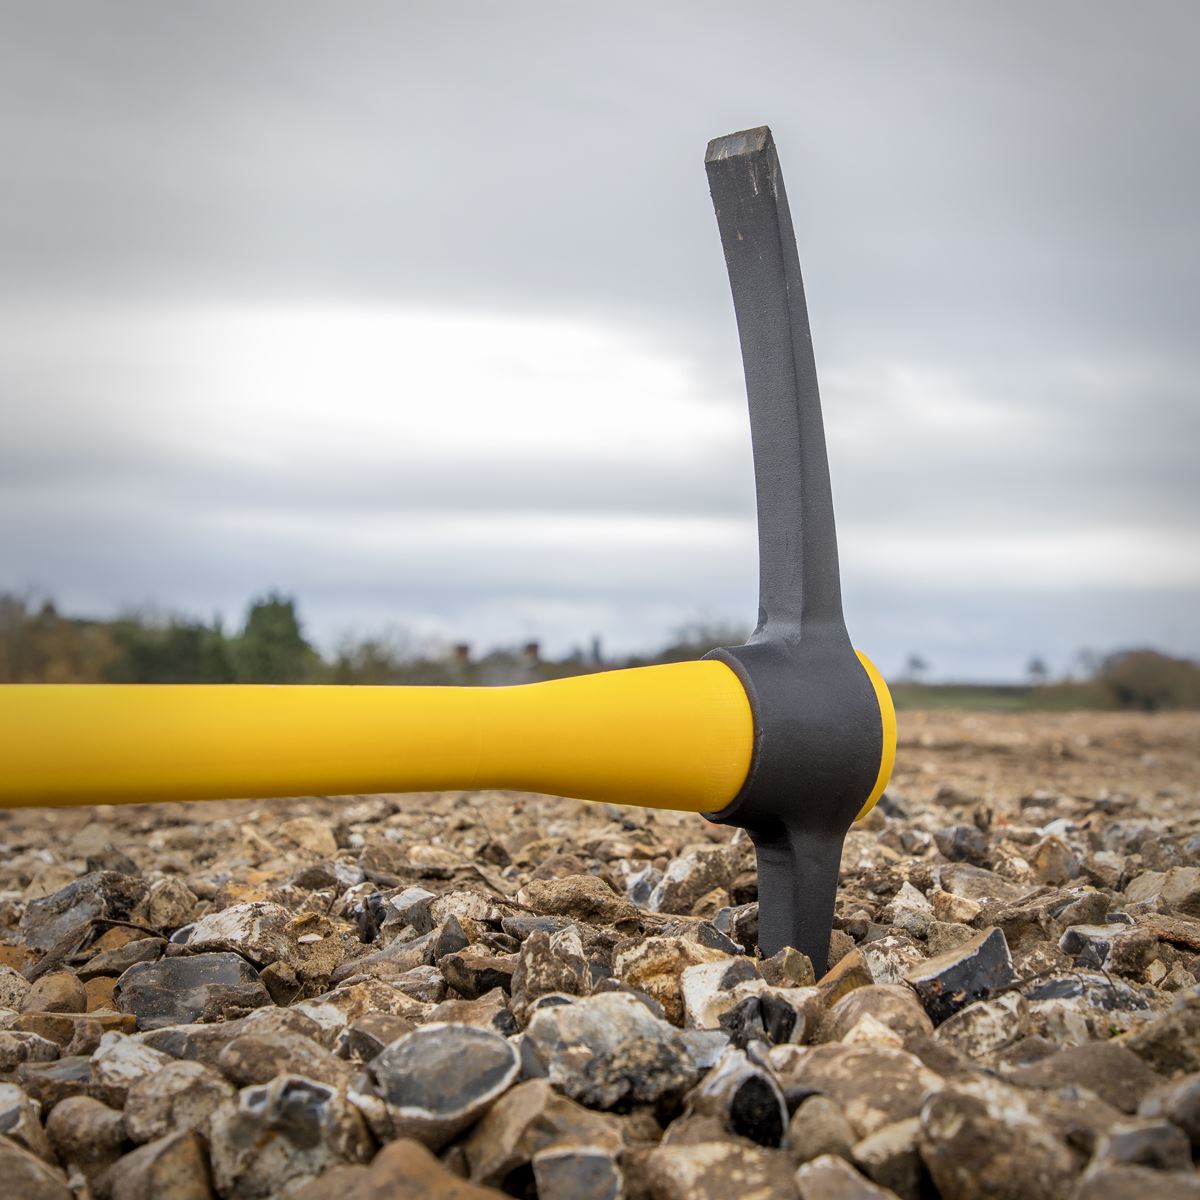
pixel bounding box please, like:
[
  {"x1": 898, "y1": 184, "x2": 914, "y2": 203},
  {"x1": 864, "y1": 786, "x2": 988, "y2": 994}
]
[{"x1": 1, "y1": 709, "x2": 1198, "y2": 1199}]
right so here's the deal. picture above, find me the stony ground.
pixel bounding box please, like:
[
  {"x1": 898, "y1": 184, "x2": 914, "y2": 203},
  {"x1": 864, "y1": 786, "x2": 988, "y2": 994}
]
[{"x1": 1, "y1": 709, "x2": 1199, "y2": 1200}]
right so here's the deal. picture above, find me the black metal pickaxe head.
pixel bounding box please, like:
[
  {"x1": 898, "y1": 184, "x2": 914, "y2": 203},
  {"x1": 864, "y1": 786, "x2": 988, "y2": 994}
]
[{"x1": 702, "y1": 127, "x2": 895, "y2": 971}]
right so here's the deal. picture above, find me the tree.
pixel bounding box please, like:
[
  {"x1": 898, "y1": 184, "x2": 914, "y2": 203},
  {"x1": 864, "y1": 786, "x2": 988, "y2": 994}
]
[
  {"x1": 1027, "y1": 656, "x2": 1049, "y2": 685},
  {"x1": 232, "y1": 592, "x2": 318, "y2": 683},
  {"x1": 905, "y1": 654, "x2": 929, "y2": 683}
]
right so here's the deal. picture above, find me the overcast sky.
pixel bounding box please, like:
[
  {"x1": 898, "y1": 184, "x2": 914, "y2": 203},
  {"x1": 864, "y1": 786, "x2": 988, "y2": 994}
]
[{"x1": 2, "y1": 2, "x2": 1197, "y2": 680}]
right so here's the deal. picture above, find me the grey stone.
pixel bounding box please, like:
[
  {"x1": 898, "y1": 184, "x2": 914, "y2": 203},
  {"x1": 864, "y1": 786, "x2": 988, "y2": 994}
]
[
  {"x1": 796, "y1": 1153, "x2": 904, "y2": 1199},
  {"x1": 441, "y1": 948, "x2": 516, "y2": 999},
  {"x1": 1059, "y1": 923, "x2": 1159, "y2": 976},
  {"x1": 15, "y1": 1055, "x2": 96, "y2": 1110},
  {"x1": 934, "y1": 991, "x2": 1029, "y2": 1057},
  {"x1": 462, "y1": 1078, "x2": 621, "y2": 1187},
  {"x1": 124, "y1": 1058, "x2": 236, "y2": 1142},
  {"x1": 78, "y1": 936, "x2": 166, "y2": 980},
  {"x1": 115, "y1": 951, "x2": 271, "y2": 1029},
  {"x1": 789, "y1": 1093, "x2": 856, "y2": 1167},
  {"x1": 0, "y1": 1081, "x2": 55, "y2": 1162},
  {"x1": 510, "y1": 926, "x2": 590, "y2": 1021},
  {"x1": 0, "y1": 1029, "x2": 59, "y2": 1071},
  {"x1": 903, "y1": 927, "x2": 1017, "y2": 1024},
  {"x1": 521, "y1": 991, "x2": 696, "y2": 1111},
  {"x1": 216, "y1": 1030, "x2": 353, "y2": 1090},
  {"x1": 334, "y1": 1012, "x2": 417, "y2": 1062},
  {"x1": 644, "y1": 1141, "x2": 796, "y2": 1199},
  {"x1": 0, "y1": 1136, "x2": 72, "y2": 1200},
  {"x1": 1072, "y1": 1165, "x2": 1200, "y2": 1200},
  {"x1": 358, "y1": 1022, "x2": 519, "y2": 1147},
  {"x1": 824, "y1": 985, "x2": 934, "y2": 1044},
  {"x1": 1126, "y1": 868, "x2": 1200, "y2": 916},
  {"x1": 208, "y1": 1075, "x2": 372, "y2": 1199},
  {"x1": 20, "y1": 871, "x2": 148, "y2": 952},
  {"x1": 532, "y1": 1143, "x2": 623, "y2": 1200},
  {"x1": 1139, "y1": 1072, "x2": 1200, "y2": 1147},
  {"x1": 45, "y1": 1094, "x2": 126, "y2": 1179},
  {"x1": 648, "y1": 846, "x2": 731, "y2": 914},
  {"x1": 919, "y1": 1075, "x2": 1080, "y2": 1200},
  {"x1": 770, "y1": 1043, "x2": 944, "y2": 1139},
  {"x1": 851, "y1": 1117, "x2": 925, "y2": 1199},
  {"x1": 1091, "y1": 1118, "x2": 1192, "y2": 1171},
  {"x1": 103, "y1": 1130, "x2": 215, "y2": 1200},
  {"x1": 1007, "y1": 1040, "x2": 1163, "y2": 1113}
]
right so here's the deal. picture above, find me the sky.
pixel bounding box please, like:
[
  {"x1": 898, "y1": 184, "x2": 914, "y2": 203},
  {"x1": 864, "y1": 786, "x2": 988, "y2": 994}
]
[{"x1": 1, "y1": 2, "x2": 1197, "y2": 681}]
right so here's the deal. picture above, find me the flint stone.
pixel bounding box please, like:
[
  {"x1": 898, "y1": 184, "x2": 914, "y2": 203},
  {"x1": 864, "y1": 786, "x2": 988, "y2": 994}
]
[
  {"x1": 648, "y1": 846, "x2": 731, "y2": 914},
  {"x1": 532, "y1": 1143, "x2": 622, "y2": 1200},
  {"x1": 334, "y1": 1012, "x2": 417, "y2": 1062},
  {"x1": 290, "y1": 1137, "x2": 511, "y2": 1199},
  {"x1": 20, "y1": 871, "x2": 148, "y2": 952},
  {"x1": 816, "y1": 949, "x2": 875, "y2": 1008},
  {"x1": 903, "y1": 928, "x2": 1016, "y2": 1024},
  {"x1": 172, "y1": 901, "x2": 298, "y2": 967},
  {"x1": 860, "y1": 936, "x2": 925, "y2": 986},
  {"x1": 102, "y1": 1129, "x2": 214, "y2": 1200},
  {"x1": 331, "y1": 929, "x2": 436, "y2": 983},
  {"x1": 685, "y1": 1046, "x2": 788, "y2": 1147},
  {"x1": 136, "y1": 877, "x2": 198, "y2": 931},
  {"x1": 1126, "y1": 868, "x2": 1200, "y2": 916},
  {"x1": 771, "y1": 1043, "x2": 944, "y2": 1138},
  {"x1": 0, "y1": 965, "x2": 31, "y2": 1009},
  {"x1": 1008, "y1": 1040, "x2": 1163, "y2": 1113},
  {"x1": 919, "y1": 1075, "x2": 1083, "y2": 1200},
  {"x1": 789, "y1": 1093, "x2": 856, "y2": 1166},
  {"x1": 0, "y1": 1081, "x2": 55, "y2": 1162},
  {"x1": 1073, "y1": 1165, "x2": 1200, "y2": 1200},
  {"x1": 681, "y1": 957, "x2": 761, "y2": 1029},
  {"x1": 139, "y1": 1005, "x2": 325, "y2": 1066},
  {"x1": 90, "y1": 1032, "x2": 173, "y2": 1106},
  {"x1": 0, "y1": 1136, "x2": 72, "y2": 1200},
  {"x1": 0, "y1": 1029, "x2": 59, "y2": 1071},
  {"x1": 45, "y1": 1094, "x2": 126, "y2": 1178},
  {"x1": 614, "y1": 936, "x2": 732, "y2": 1026},
  {"x1": 1139, "y1": 1072, "x2": 1200, "y2": 1147},
  {"x1": 851, "y1": 1117, "x2": 926, "y2": 1199},
  {"x1": 934, "y1": 991, "x2": 1029, "y2": 1057},
  {"x1": 293, "y1": 978, "x2": 431, "y2": 1041},
  {"x1": 644, "y1": 1140, "x2": 796, "y2": 1200},
  {"x1": 15, "y1": 1055, "x2": 96, "y2": 1109},
  {"x1": 824, "y1": 985, "x2": 934, "y2": 1044},
  {"x1": 359, "y1": 1022, "x2": 519, "y2": 1147},
  {"x1": 20, "y1": 970, "x2": 87, "y2": 1014},
  {"x1": 217, "y1": 1030, "x2": 353, "y2": 1090},
  {"x1": 929, "y1": 888, "x2": 982, "y2": 924},
  {"x1": 1023, "y1": 971, "x2": 1150, "y2": 1012},
  {"x1": 796, "y1": 1152, "x2": 904, "y2": 1199},
  {"x1": 78, "y1": 936, "x2": 166, "y2": 980},
  {"x1": 717, "y1": 983, "x2": 824, "y2": 1048},
  {"x1": 388, "y1": 964, "x2": 447, "y2": 1003},
  {"x1": 124, "y1": 1057, "x2": 236, "y2": 1142},
  {"x1": 515, "y1": 875, "x2": 640, "y2": 930},
  {"x1": 1092, "y1": 1117, "x2": 1192, "y2": 1171},
  {"x1": 115, "y1": 952, "x2": 270, "y2": 1029},
  {"x1": 762, "y1": 946, "x2": 816, "y2": 988},
  {"x1": 934, "y1": 824, "x2": 989, "y2": 865},
  {"x1": 1059, "y1": 924, "x2": 1159, "y2": 976},
  {"x1": 938, "y1": 864, "x2": 1029, "y2": 905},
  {"x1": 510, "y1": 926, "x2": 590, "y2": 1021},
  {"x1": 1118, "y1": 993, "x2": 1200, "y2": 1075},
  {"x1": 429, "y1": 987, "x2": 518, "y2": 1034},
  {"x1": 522, "y1": 991, "x2": 696, "y2": 1111},
  {"x1": 209, "y1": 1075, "x2": 372, "y2": 1199},
  {"x1": 442, "y1": 949, "x2": 517, "y2": 999},
  {"x1": 462, "y1": 1078, "x2": 621, "y2": 1187}
]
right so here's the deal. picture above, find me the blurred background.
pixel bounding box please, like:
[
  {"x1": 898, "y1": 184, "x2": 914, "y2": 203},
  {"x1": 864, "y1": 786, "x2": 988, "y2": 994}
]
[{"x1": 1, "y1": 1, "x2": 1197, "y2": 703}]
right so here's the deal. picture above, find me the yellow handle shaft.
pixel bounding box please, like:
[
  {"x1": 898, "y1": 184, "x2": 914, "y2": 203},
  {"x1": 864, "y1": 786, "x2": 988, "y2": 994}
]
[{"x1": 0, "y1": 661, "x2": 754, "y2": 812}]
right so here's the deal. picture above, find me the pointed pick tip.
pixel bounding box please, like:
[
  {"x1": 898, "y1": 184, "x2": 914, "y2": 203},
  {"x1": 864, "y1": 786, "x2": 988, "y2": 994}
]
[{"x1": 705, "y1": 125, "x2": 775, "y2": 165}]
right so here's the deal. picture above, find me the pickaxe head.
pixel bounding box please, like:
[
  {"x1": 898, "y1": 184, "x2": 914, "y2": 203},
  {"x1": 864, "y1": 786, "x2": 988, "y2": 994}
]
[{"x1": 701, "y1": 127, "x2": 896, "y2": 969}]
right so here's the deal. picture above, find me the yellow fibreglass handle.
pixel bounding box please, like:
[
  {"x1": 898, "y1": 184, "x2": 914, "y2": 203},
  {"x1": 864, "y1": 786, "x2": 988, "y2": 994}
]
[
  {"x1": 0, "y1": 661, "x2": 752, "y2": 812},
  {"x1": 0, "y1": 654, "x2": 895, "y2": 815}
]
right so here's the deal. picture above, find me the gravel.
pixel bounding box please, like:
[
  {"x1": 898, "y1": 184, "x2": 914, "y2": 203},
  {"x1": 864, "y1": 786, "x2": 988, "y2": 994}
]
[{"x1": 0, "y1": 708, "x2": 1197, "y2": 1198}]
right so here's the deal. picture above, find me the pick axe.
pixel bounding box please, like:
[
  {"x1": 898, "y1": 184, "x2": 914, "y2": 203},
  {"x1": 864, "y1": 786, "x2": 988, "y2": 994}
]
[{"x1": 0, "y1": 126, "x2": 895, "y2": 970}]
